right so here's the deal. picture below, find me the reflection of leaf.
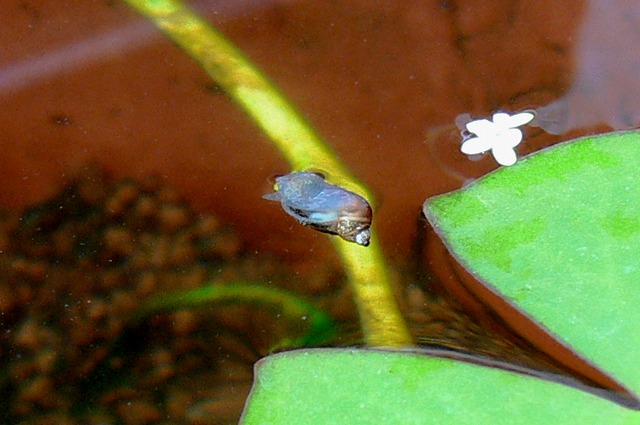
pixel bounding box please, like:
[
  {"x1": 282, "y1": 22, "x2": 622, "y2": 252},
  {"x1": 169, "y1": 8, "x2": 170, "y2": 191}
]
[
  {"x1": 423, "y1": 131, "x2": 640, "y2": 401},
  {"x1": 240, "y1": 349, "x2": 640, "y2": 424},
  {"x1": 535, "y1": 1, "x2": 640, "y2": 134}
]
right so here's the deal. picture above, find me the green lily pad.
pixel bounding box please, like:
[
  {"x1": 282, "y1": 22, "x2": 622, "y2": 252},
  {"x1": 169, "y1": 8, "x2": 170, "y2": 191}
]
[
  {"x1": 240, "y1": 349, "x2": 640, "y2": 424},
  {"x1": 423, "y1": 131, "x2": 640, "y2": 400}
]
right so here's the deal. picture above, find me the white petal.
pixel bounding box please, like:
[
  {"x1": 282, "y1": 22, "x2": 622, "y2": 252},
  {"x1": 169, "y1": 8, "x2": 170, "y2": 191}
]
[
  {"x1": 492, "y1": 146, "x2": 518, "y2": 166},
  {"x1": 491, "y1": 113, "x2": 511, "y2": 126},
  {"x1": 495, "y1": 111, "x2": 535, "y2": 129},
  {"x1": 461, "y1": 136, "x2": 494, "y2": 154},
  {"x1": 465, "y1": 119, "x2": 495, "y2": 136},
  {"x1": 496, "y1": 128, "x2": 524, "y2": 148}
]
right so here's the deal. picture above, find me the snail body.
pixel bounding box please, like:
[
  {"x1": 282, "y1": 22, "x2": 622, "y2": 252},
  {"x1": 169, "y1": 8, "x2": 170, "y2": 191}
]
[{"x1": 263, "y1": 172, "x2": 372, "y2": 246}]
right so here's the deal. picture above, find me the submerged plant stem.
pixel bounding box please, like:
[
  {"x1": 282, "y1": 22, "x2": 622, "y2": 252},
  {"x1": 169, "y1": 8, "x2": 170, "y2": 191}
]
[
  {"x1": 122, "y1": 0, "x2": 412, "y2": 347},
  {"x1": 136, "y1": 283, "x2": 337, "y2": 348}
]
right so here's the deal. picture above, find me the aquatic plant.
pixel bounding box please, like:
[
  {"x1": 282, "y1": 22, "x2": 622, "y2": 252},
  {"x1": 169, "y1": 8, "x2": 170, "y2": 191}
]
[
  {"x1": 242, "y1": 131, "x2": 640, "y2": 424},
  {"x1": 120, "y1": 0, "x2": 640, "y2": 423},
  {"x1": 137, "y1": 283, "x2": 337, "y2": 348},
  {"x1": 123, "y1": 0, "x2": 411, "y2": 348}
]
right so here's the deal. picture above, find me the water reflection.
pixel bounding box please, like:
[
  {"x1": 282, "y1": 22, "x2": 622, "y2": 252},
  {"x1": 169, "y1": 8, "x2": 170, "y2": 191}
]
[{"x1": 535, "y1": 0, "x2": 640, "y2": 134}]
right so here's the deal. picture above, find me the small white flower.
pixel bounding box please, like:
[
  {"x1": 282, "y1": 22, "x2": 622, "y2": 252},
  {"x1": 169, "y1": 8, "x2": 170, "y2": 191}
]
[{"x1": 460, "y1": 111, "x2": 535, "y2": 166}]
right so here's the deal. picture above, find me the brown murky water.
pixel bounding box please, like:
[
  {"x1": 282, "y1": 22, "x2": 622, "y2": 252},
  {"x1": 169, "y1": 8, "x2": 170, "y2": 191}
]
[{"x1": 1, "y1": 0, "x2": 639, "y2": 423}]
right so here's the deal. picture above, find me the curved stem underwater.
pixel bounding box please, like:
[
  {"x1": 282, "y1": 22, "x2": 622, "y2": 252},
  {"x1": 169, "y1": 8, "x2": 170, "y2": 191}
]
[{"x1": 136, "y1": 283, "x2": 338, "y2": 349}]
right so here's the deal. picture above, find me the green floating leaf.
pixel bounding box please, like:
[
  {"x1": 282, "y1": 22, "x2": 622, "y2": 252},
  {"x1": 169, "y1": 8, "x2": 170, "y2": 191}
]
[
  {"x1": 240, "y1": 349, "x2": 639, "y2": 424},
  {"x1": 423, "y1": 131, "x2": 640, "y2": 399}
]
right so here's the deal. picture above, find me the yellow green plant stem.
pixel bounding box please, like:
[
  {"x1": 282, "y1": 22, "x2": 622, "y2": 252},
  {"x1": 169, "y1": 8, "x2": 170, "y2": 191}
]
[
  {"x1": 122, "y1": 0, "x2": 412, "y2": 347},
  {"x1": 135, "y1": 283, "x2": 337, "y2": 348}
]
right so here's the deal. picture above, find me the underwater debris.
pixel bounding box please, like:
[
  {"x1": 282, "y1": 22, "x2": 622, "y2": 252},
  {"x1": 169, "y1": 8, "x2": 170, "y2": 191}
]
[
  {"x1": 0, "y1": 169, "x2": 250, "y2": 424},
  {"x1": 0, "y1": 167, "x2": 365, "y2": 425},
  {"x1": 459, "y1": 111, "x2": 535, "y2": 166},
  {"x1": 263, "y1": 172, "x2": 372, "y2": 246}
]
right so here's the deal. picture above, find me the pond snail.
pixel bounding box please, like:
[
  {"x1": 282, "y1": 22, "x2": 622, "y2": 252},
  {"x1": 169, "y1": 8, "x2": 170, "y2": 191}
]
[{"x1": 263, "y1": 171, "x2": 372, "y2": 246}]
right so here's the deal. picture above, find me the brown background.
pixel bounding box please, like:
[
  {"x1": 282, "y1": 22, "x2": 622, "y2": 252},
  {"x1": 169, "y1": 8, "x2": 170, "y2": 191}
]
[{"x1": 3, "y1": 0, "x2": 631, "y2": 267}]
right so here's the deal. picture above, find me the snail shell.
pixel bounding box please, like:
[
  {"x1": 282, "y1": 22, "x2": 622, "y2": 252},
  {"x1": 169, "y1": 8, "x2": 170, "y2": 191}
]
[{"x1": 263, "y1": 171, "x2": 372, "y2": 246}]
